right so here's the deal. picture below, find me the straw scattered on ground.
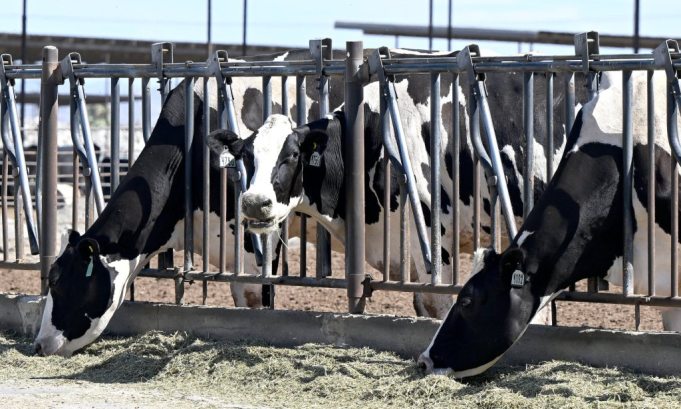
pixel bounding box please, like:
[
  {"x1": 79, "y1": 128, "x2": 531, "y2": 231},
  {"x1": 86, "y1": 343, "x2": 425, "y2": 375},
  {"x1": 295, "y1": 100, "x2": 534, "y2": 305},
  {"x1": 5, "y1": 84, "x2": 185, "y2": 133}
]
[{"x1": 0, "y1": 330, "x2": 679, "y2": 408}]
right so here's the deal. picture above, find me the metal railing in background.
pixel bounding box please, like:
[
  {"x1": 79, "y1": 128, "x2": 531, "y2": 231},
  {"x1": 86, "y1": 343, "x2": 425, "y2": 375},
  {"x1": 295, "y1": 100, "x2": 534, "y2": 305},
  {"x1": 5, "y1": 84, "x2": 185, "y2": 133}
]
[{"x1": 0, "y1": 34, "x2": 680, "y2": 329}]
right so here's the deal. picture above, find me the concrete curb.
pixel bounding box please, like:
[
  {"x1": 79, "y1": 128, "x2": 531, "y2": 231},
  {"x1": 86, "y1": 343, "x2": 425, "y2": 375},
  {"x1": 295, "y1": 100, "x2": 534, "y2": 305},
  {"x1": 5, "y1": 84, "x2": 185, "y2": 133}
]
[{"x1": 2, "y1": 293, "x2": 679, "y2": 376}]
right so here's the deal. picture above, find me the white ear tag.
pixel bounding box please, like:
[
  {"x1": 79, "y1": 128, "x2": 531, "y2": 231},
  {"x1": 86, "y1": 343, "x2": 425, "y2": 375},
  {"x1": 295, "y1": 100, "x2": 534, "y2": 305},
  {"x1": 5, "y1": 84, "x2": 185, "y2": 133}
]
[
  {"x1": 511, "y1": 270, "x2": 525, "y2": 288},
  {"x1": 219, "y1": 147, "x2": 236, "y2": 168},
  {"x1": 310, "y1": 151, "x2": 322, "y2": 167}
]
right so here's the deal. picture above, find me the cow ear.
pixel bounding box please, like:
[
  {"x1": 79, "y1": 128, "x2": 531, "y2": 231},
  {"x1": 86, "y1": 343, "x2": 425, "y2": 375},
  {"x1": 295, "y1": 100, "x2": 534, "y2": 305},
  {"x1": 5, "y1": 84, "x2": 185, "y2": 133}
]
[
  {"x1": 77, "y1": 238, "x2": 100, "y2": 261},
  {"x1": 207, "y1": 129, "x2": 244, "y2": 158},
  {"x1": 299, "y1": 130, "x2": 329, "y2": 165},
  {"x1": 68, "y1": 229, "x2": 81, "y2": 246},
  {"x1": 500, "y1": 248, "x2": 524, "y2": 277}
]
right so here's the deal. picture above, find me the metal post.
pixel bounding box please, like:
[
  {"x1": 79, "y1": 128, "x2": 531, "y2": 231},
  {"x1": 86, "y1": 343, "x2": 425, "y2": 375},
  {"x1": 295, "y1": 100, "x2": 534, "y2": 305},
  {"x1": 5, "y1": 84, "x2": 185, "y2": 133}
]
[
  {"x1": 447, "y1": 0, "x2": 453, "y2": 51},
  {"x1": 670, "y1": 84, "x2": 679, "y2": 299},
  {"x1": 381, "y1": 82, "x2": 390, "y2": 282},
  {"x1": 523, "y1": 71, "x2": 534, "y2": 219},
  {"x1": 202, "y1": 77, "x2": 211, "y2": 305},
  {"x1": 2, "y1": 149, "x2": 8, "y2": 260},
  {"x1": 261, "y1": 75, "x2": 274, "y2": 302},
  {"x1": 399, "y1": 179, "x2": 410, "y2": 283},
  {"x1": 634, "y1": 0, "x2": 640, "y2": 53},
  {"x1": 281, "y1": 76, "x2": 289, "y2": 276},
  {"x1": 181, "y1": 76, "x2": 195, "y2": 305},
  {"x1": 242, "y1": 0, "x2": 247, "y2": 56},
  {"x1": 296, "y1": 75, "x2": 308, "y2": 277},
  {"x1": 452, "y1": 73, "x2": 460, "y2": 285},
  {"x1": 647, "y1": 70, "x2": 656, "y2": 296},
  {"x1": 40, "y1": 46, "x2": 59, "y2": 295},
  {"x1": 430, "y1": 72, "x2": 442, "y2": 284},
  {"x1": 310, "y1": 39, "x2": 333, "y2": 279},
  {"x1": 110, "y1": 77, "x2": 120, "y2": 194},
  {"x1": 622, "y1": 70, "x2": 634, "y2": 296},
  {"x1": 428, "y1": 0, "x2": 434, "y2": 50},
  {"x1": 465, "y1": 70, "x2": 482, "y2": 251},
  {"x1": 345, "y1": 41, "x2": 366, "y2": 314}
]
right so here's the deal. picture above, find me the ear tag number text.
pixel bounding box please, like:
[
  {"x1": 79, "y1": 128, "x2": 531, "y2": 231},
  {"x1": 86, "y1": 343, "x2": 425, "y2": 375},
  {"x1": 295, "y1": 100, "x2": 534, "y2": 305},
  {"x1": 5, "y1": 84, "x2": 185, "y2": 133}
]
[
  {"x1": 511, "y1": 270, "x2": 525, "y2": 288},
  {"x1": 310, "y1": 151, "x2": 322, "y2": 167},
  {"x1": 220, "y1": 147, "x2": 236, "y2": 168}
]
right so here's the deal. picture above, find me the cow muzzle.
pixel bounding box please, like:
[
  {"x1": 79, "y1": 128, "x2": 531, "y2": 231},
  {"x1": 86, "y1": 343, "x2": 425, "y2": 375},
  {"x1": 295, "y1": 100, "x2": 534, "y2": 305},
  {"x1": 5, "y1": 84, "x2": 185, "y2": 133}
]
[
  {"x1": 417, "y1": 353, "x2": 435, "y2": 375},
  {"x1": 241, "y1": 193, "x2": 276, "y2": 231}
]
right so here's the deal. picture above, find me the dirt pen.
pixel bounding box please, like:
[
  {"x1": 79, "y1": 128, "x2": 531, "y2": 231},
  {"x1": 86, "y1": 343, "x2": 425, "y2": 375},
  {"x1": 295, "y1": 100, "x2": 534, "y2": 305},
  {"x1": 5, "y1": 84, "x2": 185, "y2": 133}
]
[{"x1": 2, "y1": 32, "x2": 681, "y2": 407}]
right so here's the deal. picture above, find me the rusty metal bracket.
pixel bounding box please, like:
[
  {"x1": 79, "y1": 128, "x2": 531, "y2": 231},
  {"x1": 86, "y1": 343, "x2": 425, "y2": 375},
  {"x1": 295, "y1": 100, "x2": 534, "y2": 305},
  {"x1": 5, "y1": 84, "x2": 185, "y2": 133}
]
[{"x1": 362, "y1": 274, "x2": 374, "y2": 298}]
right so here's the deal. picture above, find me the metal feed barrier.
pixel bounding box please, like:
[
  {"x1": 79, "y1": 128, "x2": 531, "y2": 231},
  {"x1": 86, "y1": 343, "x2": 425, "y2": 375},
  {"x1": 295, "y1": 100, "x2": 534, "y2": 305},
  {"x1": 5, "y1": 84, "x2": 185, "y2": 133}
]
[{"x1": 1, "y1": 33, "x2": 681, "y2": 327}]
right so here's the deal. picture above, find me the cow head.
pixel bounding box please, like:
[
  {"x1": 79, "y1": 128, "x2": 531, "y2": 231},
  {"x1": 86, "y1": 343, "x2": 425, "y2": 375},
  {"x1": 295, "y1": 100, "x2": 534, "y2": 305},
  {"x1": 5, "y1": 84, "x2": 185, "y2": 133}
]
[
  {"x1": 208, "y1": 114, "x2": 331, "y2": 234},
  {"x1": 417, "y1": 246, "x2": 542, "y2": 377},
  {"x1": 35, "y1": 230, "x2": 129, "y2": 357}
]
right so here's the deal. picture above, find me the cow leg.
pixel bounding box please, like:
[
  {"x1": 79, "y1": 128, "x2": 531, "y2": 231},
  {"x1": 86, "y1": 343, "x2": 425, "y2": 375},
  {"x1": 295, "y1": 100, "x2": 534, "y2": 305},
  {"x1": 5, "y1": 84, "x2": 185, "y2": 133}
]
[
  {"x1": 230, "y1": 282, "x2": 264, "y2": 308},
  {"x1": 661, "y1": 308, "x2": 681, "y2": 332}
]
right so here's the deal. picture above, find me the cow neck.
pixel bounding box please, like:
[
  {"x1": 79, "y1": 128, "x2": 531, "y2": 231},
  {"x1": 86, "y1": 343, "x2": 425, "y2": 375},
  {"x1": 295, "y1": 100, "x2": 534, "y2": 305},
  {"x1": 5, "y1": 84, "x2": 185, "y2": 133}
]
[{"x1": 83, "y1": 90, "x2": 190, "y2": 262}]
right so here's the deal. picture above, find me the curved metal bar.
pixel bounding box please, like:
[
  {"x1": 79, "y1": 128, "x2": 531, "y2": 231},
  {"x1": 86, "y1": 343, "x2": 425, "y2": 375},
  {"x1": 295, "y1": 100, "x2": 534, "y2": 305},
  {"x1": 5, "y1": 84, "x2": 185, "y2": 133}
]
[{"x1": 2, "y1": 81, "x2": 40, "y2": 254}]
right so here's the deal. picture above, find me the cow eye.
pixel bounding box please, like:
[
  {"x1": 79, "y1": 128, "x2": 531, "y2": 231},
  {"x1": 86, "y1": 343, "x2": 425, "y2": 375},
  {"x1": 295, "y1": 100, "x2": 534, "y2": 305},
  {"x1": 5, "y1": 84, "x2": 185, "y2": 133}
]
[
  {"x1": 289, "y1": 151, "x2": 299, "y2": 161},
  {"x1": 459, "y1": 298, "x2": 472, "y2": 308}
]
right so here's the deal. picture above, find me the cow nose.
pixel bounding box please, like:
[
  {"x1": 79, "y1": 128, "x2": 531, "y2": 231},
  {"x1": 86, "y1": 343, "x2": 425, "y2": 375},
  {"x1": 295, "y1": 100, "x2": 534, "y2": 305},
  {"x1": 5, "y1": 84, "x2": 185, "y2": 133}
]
[
  {"x1": 418, "y1": 353, "x2": 434, "y2": 375},
  {"x1": 34, "y1": 342, "x2": 44, "y2": 357},
  {"x1": 242, "y1": 193, "x2": 274, "y2": 220}
]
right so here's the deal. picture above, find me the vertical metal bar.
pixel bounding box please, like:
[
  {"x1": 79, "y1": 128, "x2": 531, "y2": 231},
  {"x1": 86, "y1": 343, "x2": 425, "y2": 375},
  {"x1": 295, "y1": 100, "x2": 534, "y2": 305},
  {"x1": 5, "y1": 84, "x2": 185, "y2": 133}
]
[
  {"x1": 523, "y1": 71, "x2": 534, "y2": 219},
  {"x1": 14, "y1": 188, "x2": 23, "y2": 260},
  {"x1": 622, "y1": 70, "x2": 634, "y2": 297},
  {"x1": 281, "y1": 76, "x2": 289, "y2": 276},
  {"x1": 564, "y1": 72, "x2": 575, "y2": 138},
  {"x1": 71, "y1": 104, "x2": 79, "y2": 229},
  {"x1": 452, "y1": 74, "x2": 460, "y2": 285},
  {"x1": 262, "y1": 76, "x2": 272, "y2": 118},
  {"x1": 36, "y1": 106, "x2": 43, "y2": 238},
  {"x1": 317, "y1": 71, "x2": 332, "y2": 278},
  {"x1": 399, "y1": 180, "x2": 410, "y2": 283},
  {"x1": 110, "y1": 78, "x2": 120, "y2": 196},
  {"x1": 470, "y1": 85, "x2": 481, "y2": 251},
  {"x1": 141, "y1": 77, "x2": 151, "y2": 143},
  {"x1": 5, "y1": 83, "x2": 39, "y2": 253},
  {"x1": 218, "y1": 87, "x2": 227, "y2": 275},
  {"x1": 2, "y1": 149, "x2": 8, "y2": 260},
  {"x1": 181, "y1": 76, "x2": 195, "y2": 305},
  {"x1": 635, "y1": 300, "x2": 641, "y2": 330},
  {"x1": 430, "y1": 72, "x2": 442, "y2": 285},
  {"x1": 381, "y1": 83, "x2": 390, "y2": 283},
  {"x1": 648, "y1": 70, "x2": 656, "y2": 297},
  {"x1": 670, "y1": 84, "x2": 679, "y2": 299},
  {"x1": 551, "y1": 300, "x2": 557, "y2": 326},
  {"x1": 202, "y1": 77, "x2": 210, "y2": 305},
  {"x1": 546, "y1": 73, "x2": 555, "y2": 180},
  {"x1": 128, "y1": 78, "x2": 136, "y2": 166},
  {"x1": 565, "y1": 72, "x2": 576, "y2": 296},
  {"x1": 40, "y1": 46, "x2": 59, "y2": 296},
  {"x1": 85, "y1": 180, "x2": 92, "y2": 229},
  {"x1": 261, "y1": 75, "x2": 273, "y2": 304},
  {"x1": 345, "y1": 41, "x2": 366, "y2": 314},
  {"x1": 128, "y1": 74, "x2": 138, "y2": 301},
  {"x1": 234, "y1": 181, "x2": 242, "y2": 274},
  {"x1": 296, "y1": 75, "x2": 307, "y2": 277},
  {"x1": 75, "y1": 84, "x2": 105, "y2": 215}
]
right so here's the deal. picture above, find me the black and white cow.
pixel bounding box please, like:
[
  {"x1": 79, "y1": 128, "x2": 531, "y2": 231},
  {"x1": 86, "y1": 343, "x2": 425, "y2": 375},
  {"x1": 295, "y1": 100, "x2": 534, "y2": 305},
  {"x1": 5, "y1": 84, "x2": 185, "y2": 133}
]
[
  {"x1": 33, "y1": 49, "x2": 340, "y2": 357},
  {"x1": 418, "y1": 70, "x2": 681, "y2": 378},
  {"x1": 208, "y1": 49, "x2": 590, "y2": 319}
]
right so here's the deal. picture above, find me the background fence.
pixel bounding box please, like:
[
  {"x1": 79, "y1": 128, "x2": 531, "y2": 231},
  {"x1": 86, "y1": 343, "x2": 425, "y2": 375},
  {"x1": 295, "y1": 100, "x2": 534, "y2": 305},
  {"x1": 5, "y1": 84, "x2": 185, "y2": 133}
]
[{"x1": 2, "y1": 32, "x2": 681, "y2": 329}]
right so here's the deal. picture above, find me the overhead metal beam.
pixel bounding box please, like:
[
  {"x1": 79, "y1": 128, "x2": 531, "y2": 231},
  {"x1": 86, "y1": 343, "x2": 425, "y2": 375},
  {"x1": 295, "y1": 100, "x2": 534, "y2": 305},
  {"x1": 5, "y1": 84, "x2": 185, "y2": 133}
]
[
  {"x1": 0, "y1": 32, "x2": 292, "y2": 64},
  {"x1": 335, "y1": 22, "x2": 678, "y2": 50}
]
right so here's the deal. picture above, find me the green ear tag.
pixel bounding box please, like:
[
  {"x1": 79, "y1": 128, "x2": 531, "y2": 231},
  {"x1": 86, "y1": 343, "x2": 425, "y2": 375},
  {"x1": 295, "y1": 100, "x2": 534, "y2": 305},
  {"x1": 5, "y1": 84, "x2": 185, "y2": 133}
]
[{"x1": 86, "y1": 257, "x2": 94, "y2": 277}]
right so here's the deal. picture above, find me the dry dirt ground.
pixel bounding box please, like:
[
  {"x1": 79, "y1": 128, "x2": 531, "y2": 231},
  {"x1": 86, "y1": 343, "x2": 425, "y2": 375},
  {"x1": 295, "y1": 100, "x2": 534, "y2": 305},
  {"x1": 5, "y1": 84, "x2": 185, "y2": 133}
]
[{"x1": 0, "y1": 242, "x2": 665, "y2": 331}]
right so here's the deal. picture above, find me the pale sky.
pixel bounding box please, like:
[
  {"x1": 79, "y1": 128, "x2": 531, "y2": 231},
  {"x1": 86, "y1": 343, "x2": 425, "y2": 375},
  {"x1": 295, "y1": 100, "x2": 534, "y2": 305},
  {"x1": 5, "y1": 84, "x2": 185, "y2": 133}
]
[{"x1": 1, "y1": 0, "x2": 678, "y2": 128}]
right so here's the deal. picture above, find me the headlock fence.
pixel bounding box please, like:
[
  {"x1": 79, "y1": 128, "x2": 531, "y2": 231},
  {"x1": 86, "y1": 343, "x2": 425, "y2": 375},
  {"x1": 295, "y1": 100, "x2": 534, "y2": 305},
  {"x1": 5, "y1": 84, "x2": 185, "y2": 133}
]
[{"x1": 1, "y1": 32, "x2": 681, "y2": 329}]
